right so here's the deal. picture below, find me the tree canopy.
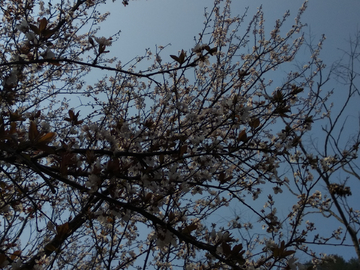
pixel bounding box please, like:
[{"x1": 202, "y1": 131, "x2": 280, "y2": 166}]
[
  {"x1": 0, "y1": 0, "x2": 359, "y2": 269},
  {"x1": 305, "y1": 255, "x2": 360, "y2": 270}
]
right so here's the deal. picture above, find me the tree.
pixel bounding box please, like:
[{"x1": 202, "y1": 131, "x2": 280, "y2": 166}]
[
  {"x1": 305, "y1": 255, "x2": 360, "y2": 270},
  {"x1": 0, "y1": 0, "x2": 358, "y2": 269},
  {"x1": 289, "y1": 30, "x2": 360, "y2": 266}
]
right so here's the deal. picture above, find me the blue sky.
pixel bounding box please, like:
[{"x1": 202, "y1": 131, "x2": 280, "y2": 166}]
[
  {"x1": 90, "y1": 0, "x2": 360, "y2": 262},
  {"x1": 98, "y1": 0, "x2": 359, "y2": 65}
]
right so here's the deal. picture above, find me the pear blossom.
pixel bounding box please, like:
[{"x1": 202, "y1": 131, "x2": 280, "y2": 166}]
[
  {"x1": 16, "y1": 20, "x2": 29, "y2": 33},
  {"x1": 94, "y1": 36, "x2": 112, "y2": 46}
]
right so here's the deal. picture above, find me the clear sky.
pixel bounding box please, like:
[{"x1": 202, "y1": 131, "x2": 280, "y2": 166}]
[
  {"x1": 98, "y1": 0, "x2": 360, "y2": 66},
  {"x1": 91, "y1": 0, "x2": 360, "y2": 262}
]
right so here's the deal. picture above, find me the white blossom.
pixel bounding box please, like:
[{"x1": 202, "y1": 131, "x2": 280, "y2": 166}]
[{"x1": 94, "y1": 36, "x2": 112, "y2": 46}]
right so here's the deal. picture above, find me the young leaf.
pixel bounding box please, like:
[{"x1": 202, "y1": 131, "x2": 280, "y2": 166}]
[
  {"x1": 237, "y1": 129, "x2": 247, "y2": 142},
  {"x1": 182, "y1": 223, "x2": 197, "y2": 234},
  {"x1": 170, "y1": 55, "x2": 180, "y2": 63},
  {"x1": 249, "y1": 118, "x2": 260, "y2": 129},
  {"x1": 39, "y1": 18, "x2": 48, "y2": 32},
  {"x1": 179, "y1": 144, "x2": 187, "y2": 157},
  {"x1": 38, "y1": 132, "x2": 56, "y2": 144},
  {"x1": 56, "y1": 222, "x2": 70, "y2": 239},
  {"x1": 178, "y1": 50, "x2": 186, "y2": 64},
  {"x1": 28, "y1": 121, "x2": 39, "y2": 142},
  {"x1": 29, "y1": 24, "x2": 40, "y2": 35}
]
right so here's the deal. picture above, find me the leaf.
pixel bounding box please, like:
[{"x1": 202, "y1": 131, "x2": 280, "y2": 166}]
[
  {"x1": 42, "y1": 28, "x2": 56, "y2": 38},
  {"x1": 178, "y1": 50, "x2": 186, "y2": 64},
  {"x1": 44, "y1": 243, "x2": 58, "y2": 252},
  {"x1": 221, "y1": 242, "x2": 232, "y2": 255},
  {"x1": 0, "y1": 253, "x2": 7, "y2": 266},
  {"x1": 28, "y1": 121, "x2": 39, "y2": 142},
  {"x1": 99, "y1": 44, "x2": 106, "y2": 54},
  {"x1": 291, "y1": 85, "x2": 304, "y2": 95},
  {"x1": 179, "y1": 144, "x2": 187, "y2": 157},
  {"x1": 170, "y1": 55, "x2": 180, "y2": 63},
  {"x1": 36, "y1": 144, "x2": 56, "y2": 154},
  {"x1": 281, "y1": 249, "x2": 296, "y2": 257},
  {"x1": 168, "y1": 212, "x2": 176, "y2": 222},
  {"x1": 182, "y1": 223, "x2": 197, "y2": 234},
  {"x1": 231, "y1": 244, "x2": 243, "y2": 255},
  {"x1": 10, "y1": 122, "x2": 17, "y2": 134},
  {"x1": 88, "y1": 36, "x2": 95, "y2": 46},
  {"x1": 219, "y1": 172, "x2": 226, "y2": 183},
  {"x1": 273, "y1": 90, "x2": 284, "y2": 102},
  {"x1": 29, "y1": 24, "x2": 40, "y2": 35},
  {"x1": 237, "y1": 129, "x2": 247, "y2": 142},
  {"x1": 273, "y1": 105, "x2": 291, "y2": 117},
  {"x1": 249, "y1": 118, "x2": 260, "y2": 129},
  {"x1": 9, "y1": 111, "x2": 24, "y2": 121},
  {"x1": 171, "y1": 50, "x2": 186, "y2": 65},
  {"x1": 203, "y1": 45, "x2": 211, "y2": 52},
  {"x1": 64, "y1": 110, "x2": 83, "y2": 125},
  {"x1": 39, "y1": 18, "x2": 48, "y2": 32},
  {"x1": 208, "y1": 47, "x2": 218, "y2": 55},
  {"x1": 271, "y1": 240, "x2": 295, "y2": 259},
  {"x1": 56, "y1": 222, "x2": 70, "y2": 238},
  {"x1": 10, "y1": 250, "x2": 21, "y2": 261},
  {"x1": 159, "y1": 154, "x2": 164, "y2": 164},
  {"x1": 38, "y1": 132, "x2": 56, "y2": 144}
]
